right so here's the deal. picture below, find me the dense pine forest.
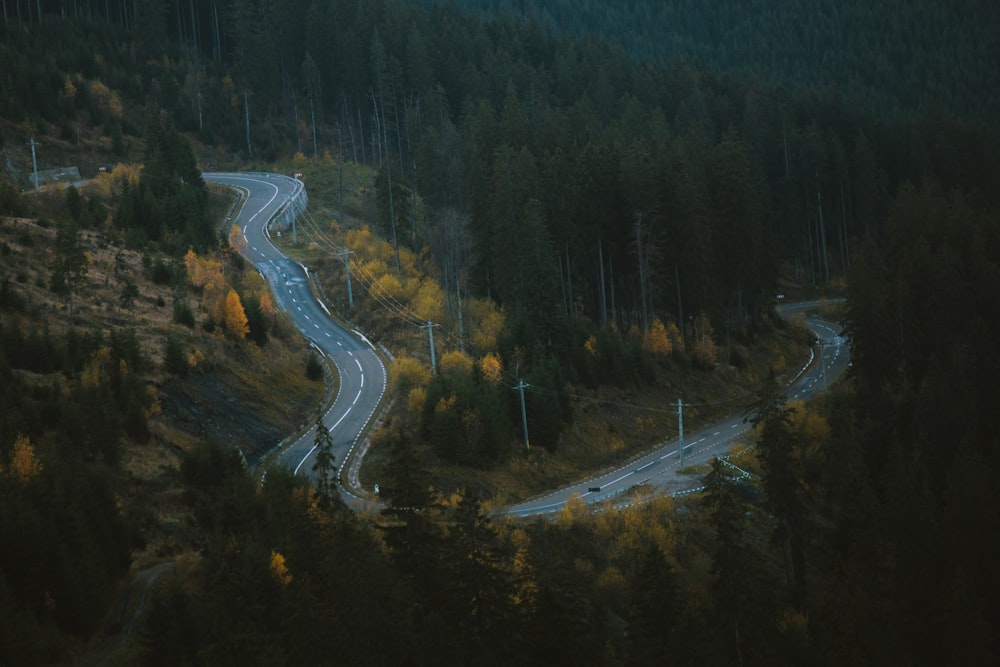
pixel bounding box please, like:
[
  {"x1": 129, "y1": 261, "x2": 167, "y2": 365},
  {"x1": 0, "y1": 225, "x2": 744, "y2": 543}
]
[
  {"x1": 427, "y1": 0, "x2": 1000, "y2": 121},
  {"x1": 2, "y1": 1, "x2": 999, "y2": 664}
]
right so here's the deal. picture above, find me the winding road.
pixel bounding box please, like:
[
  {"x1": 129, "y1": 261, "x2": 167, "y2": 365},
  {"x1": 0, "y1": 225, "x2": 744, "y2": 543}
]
[
  {"x1": 206, "y1": 173, "x2": 849, "y2": 516},
  {"x1": 204, "y1": 173, "x2": 385, "y2": 501},
  {"x1": 506, "y1": 305, "x2": 849, "y2": 516}
]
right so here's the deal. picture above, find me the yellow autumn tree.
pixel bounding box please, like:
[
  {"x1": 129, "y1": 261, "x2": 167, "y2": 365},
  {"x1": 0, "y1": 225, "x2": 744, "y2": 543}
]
[
  {"x1": 407, "y1": 386, "x2": 427, "y2": 415},
  {"x1": 470, "y1": 298, "x2": 505, "y2": 353},
  {"x1": 8, "y1": 434, "x2": 43, "y2": 482},
  {"x1": 412, "y1": 279, "x2": 446, "y2": 322},
  {"x1": 202, "y1": 272, "x2": 230, "y2": 324},
  {"x1": 434, "y1": 394, "x2": 457, "y2": 421},
  {"x1": 479, "y1": 353, "x2": 504, "y2": 386},
  {"x1": 439, "y1": 350, "x2": 473, "y2": 377},
  {"x1": 642, "y1": 318, "x2": 672, "y2": 356},
  {"x1": 223, "y1": 289, "x2": 249, "y2": 339},
  {"x1": 88, "y1": 79, "x2": 123, "y2": 120},
  {"x1": 392, "y1": 355, "x2": 431, "y2": 392},
  {"x1": 557, "y1": 493, "x2": 590, "y2": 528},
  {"x1": 183, "y1": 247, "x2": 199, "y2": 280},
  {"x1": 59, "y1": 76, "x2": 77, "y2": 108},
  {"x1": 665, "y1": 320, "x2": 684, "y2": 352},
  {"x1": 93, "y1": 162, "x2": 142, "y2": 199},
  {"x1": 184, "y1": 247, "x2": 225, "y2": 292},
  {"x1": 269, "y1": 550, "x2": 293, "y2": 586},
  {"x1": 372, "y1": 272, "x2": 403, "y2": 301}
]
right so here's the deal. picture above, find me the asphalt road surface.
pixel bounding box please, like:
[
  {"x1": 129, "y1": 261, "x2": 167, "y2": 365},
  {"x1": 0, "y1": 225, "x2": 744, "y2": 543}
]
[{"x1": 204, "y1": 172, "x2": 385, "y2": 500}]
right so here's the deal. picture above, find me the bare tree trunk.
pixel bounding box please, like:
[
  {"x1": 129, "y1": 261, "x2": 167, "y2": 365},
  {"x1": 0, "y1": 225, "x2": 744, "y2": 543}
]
[
  {"x1": 370, "y1": 88, "x2": 382, "y2": 167},
  {"x1": 243, "y1": 90, "x2": 252, "y2": 157},
  {"x1": 189, "y1": 0, "x2": 200, "y2": 53},
  {"x1": 675, "y1": 263, "x2": 685, "y2": 348},
  {"x1": 311, "y1": 98, "x2": 318, "y2": 158},
  {"x1": 839, "y1": 182, "x2": 850, "y2": 273},
  {"x1": 805, "y1": 216, "x2": 816, "y2": 287},
  {"x1": 343, "y1": 93, "x2": 357, "y2": 162},
  {"x1": 559, "y1": 253, "x2": 569, "y2": 316},
  {"x1": 597, "y1": 240, "x2": 608, "y2": 327},
  {"x1": 634, "y1": 212, "x2": 649, "y2": 332},
  {"x1": 565, "y1": 244, "x2": 574, "y2": 317},
  {"x1": 410, "y1": 181, "x2": 418, "y2": 246},
  {"x1": 455, "y1": 265, "x2": 465, "y2": 352},
  {"x1": 782, "y1": 123, "x2": 790, "y2": 179},
  {"x1": 816, "y1": 176, "x2": 829, "y2": 284},
  {"x1": 292, "y1": 88, "x2": 301, "y2": 153},
  {"x1": 381, "y1": 83, "x2": 390, "y2": 170},
  {"x1": 609, "y1": 255, "x2": 617, "y2": 330},
  {"x1": 387, "y1": 166, "x2": 400, "y2": 270},
  {"x1": 175, "y1": 1, "x2": 184, "y2": 43},
  {"x1": 211, "y1": 0, "x2": 222, "y2": 62},
  {"x1": 393, "y1": 79, "x2": 404, "y2": 175},
  {"x1": 403, "y1": 95, "x2": 418, "y2": 169},
  {"x1": 357, "y1": 104, "x2": 366, "y2": 165}
]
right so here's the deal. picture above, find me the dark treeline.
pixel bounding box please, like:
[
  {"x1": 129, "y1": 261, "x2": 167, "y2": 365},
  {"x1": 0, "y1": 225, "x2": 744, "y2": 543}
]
[
  {"x1": 5, "y1": 1, "x2": 998, "y2": 347},
  {"x1": 425, "y1": 0, "x2": 1000, "y2": 122},
  {"x1": 0, "y1": 314, "x2": 146, "y2": 663},
  {"x1": 830, "y1": 182, "x2": 1000, "y2": 663}
]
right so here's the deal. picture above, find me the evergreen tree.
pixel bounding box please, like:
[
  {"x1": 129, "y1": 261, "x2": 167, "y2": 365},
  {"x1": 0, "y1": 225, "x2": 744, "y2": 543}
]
[
  {"x1": 311, "y1": 412, "x2": 337, "y2": 509},
  {"x1": 626, "y1": 543, "x2": 682, "y2": 665},
  {"x1": 704, "y1": 456, "x2": 751, "y2": 664},
  {"x1": 750, "y1": 372, "x2": 808, "y2": 610}
]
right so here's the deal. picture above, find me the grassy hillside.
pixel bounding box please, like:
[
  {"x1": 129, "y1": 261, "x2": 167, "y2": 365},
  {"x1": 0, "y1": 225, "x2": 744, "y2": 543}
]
[{"x1": 0, "y1": 148, "x2": 324, "y2": 662}]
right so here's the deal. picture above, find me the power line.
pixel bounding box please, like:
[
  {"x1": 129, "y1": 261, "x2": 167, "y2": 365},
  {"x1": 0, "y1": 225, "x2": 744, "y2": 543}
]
[{"x1": 289, "y1": 206, "x2": 428, "y2": 328}]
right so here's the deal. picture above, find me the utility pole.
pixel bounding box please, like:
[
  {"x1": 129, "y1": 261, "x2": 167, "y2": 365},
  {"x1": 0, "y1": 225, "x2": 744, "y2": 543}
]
[
  {"x1": 677, "y1": 398, "x2": 685, "y2": 469},
  {"x1": 243, "y1": 90, "x2": 252, "y2": 157},
  {"x1": 513, "y1": 379, "x2": 531, "y2": 449},
  {"x1": 30, "y1": 137, "x2": 40, "y2": 189},
  {"x1": 422, "y1": 320, "x2": 438, "y2": 374},
  {"x1": 339, "y1": 249, "x2": 353, "y2": 309}
]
